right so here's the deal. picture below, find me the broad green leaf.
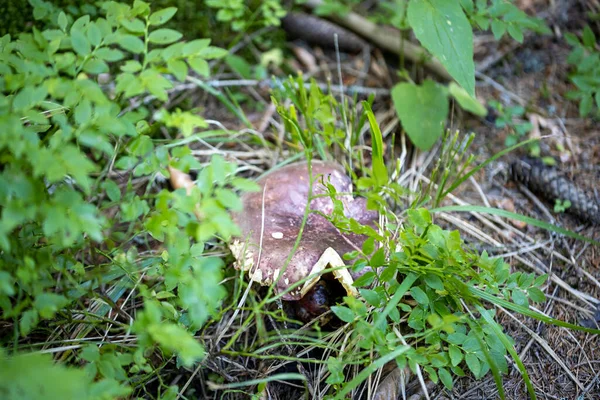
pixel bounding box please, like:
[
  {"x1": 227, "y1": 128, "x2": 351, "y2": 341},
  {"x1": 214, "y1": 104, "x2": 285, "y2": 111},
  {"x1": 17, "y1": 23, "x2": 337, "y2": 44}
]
[
  {"x1": 96, "y1": 48, "x2": 124, "y2": 62},
  {"x1": 331, "y1": 305, "x2": 355, "y2": 323},
  {"x1": 183, "y1": 39, "x2": 210, "y2": 56},
  {"x1": 448, "y1": 82, "x2": 487, "y2": 116},
  {"x1": 449, "y1": 344, "x2": 463, "y2": 366},
  {"x1": 465, "y1": 353, "x2": 481, "y2": 376},
  {"x1": 149, "y1": 7, "x2": 178, "y2": 26},
  {"x1": 359, "y1": 289, "x2": 381, "y2": 307},
  {"x1": 582, "y1": 25, "x2": 596, "y2": 48},
  {"x1": 189, "y1": 57, "x2": 209, "y2": 77},
  {"x1": 507, "y1": 24, "x2": 524, "y2": 43},
  {"x1": 148, "y1": 29, "x2": 182, "y2": 45},
  {"x1": 83, "y1": 58, "x2": 109, "y2": 74},
  {"x1": 58, "y1": 12, "x2": 68, "y2": 31},
  {"x1": 118, "y1": 34, "x2": 144, "y2": 54},
  {"x1": 86, "y1": 22, "x2": 102, "y2": 47},
  {"x1": 438, "y1": 367, "x2": 453, "y2": 390},
  {"x1": 491, "y1": 20, "x2": 506, "y2": 39},
  {"x1": 120, "y1": 18, "x2": 145, "y2": 34},
  {"x1": 391, "y1": 80, "x2": 449, "y2": 151},
  {"x1": 34, "y1": 293, "x2": 69, "y2": 319},
  {"x1": 410, "y1": 286, "x2": 429, "y2": 305},
  {"x1": 167, "y1": 59, "x2": 188, "y2": 81},
  {"x1": 19, "y1": 310, "x2": 38, "y2": 336},
  {"x1": 71, "y1": 29, "x2": 91, "y2": 56},
  {"x1": 74, "y1": 99, "x2": 92, "y2": 125},
  {"x1": 198, "y1": 46, "x2": 228, "y2": 59},
  {"x1": 146, "y1": 323, "x2": 205, "y2": 366},
  {"x1": 407, "y1": 0, "x2": 475, "y2": 96},
  {"x1": 527, "y1": 287, "x2": 546, "y2": 303}
]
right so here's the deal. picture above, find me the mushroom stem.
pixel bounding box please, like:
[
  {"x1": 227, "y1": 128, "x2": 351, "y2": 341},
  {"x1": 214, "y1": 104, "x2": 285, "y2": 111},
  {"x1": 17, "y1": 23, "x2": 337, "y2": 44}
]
[{"x1": 167, "y1": 165, "x2": 203, "y2": 220}]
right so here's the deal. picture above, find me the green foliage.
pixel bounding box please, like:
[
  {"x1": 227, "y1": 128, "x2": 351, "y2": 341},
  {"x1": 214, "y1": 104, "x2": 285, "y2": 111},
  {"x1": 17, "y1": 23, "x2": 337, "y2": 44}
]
[
  {"x1": 488, "y1": 100, "x2": 534, "y2": 149},
  {"x1": 0, "y1": 350, "x2": 130, "y2": 399},
  {"x1": 554, "y1": 199, "x2": 572, "y2": 213},
  {"x1": 0, "y1": 0, "x2": 257, "y2": 397},
  {"x1": 565, "y1": 25, "x2": 600, "y2": 118},
  {"x1": 408, "y1": 0, "x2": 475, "y2": 96},
  {"x1": 391, "y1": 80, "x2": 449, "y2": 151},
  {"x1": 464, "y1": 0, "x2": 550, "y2": 42},
  {"x1": 206, "y1": 0, "x2": 286, "y2": 32}
]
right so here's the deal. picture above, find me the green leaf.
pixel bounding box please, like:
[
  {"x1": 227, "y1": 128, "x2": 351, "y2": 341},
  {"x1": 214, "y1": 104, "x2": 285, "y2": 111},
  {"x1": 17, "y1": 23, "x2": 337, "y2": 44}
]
[
  {"x1": 359, "y1": 289, "x2": 381, "y2": 307},
  {"x1": 582, "y1": 25, "x2": 596, "y2": 48},
  {"x1": 146, "y1": 323, "x2": 204, "y2": 366},
  {"x1": 230, "y1": 177, "x2": 260, "y2": 192},
  {"x1": 83, "y1": 58, "x2": 109, "y2": 74},
  {"x1": 96, "y1": 48, "x2": 125, "y2": 62},
  {"x1": 449, "y1": 344, "x2": 463, "y2": 366},
  {"x1": 87, "y1": 22, "x2": 102, "y2": 47},
  {"x1": 407, "y1": 0, "x2": 475, "y2": 96},
  {"x1": 527, "y1": 287, "x2": 546, "y2": 303},
  {"x1": 118, "y1": 34, "x2": 144, "y2": 54},
  {"x1": 19, "y1": 310, "x2": 39, "y2": 336},
  {"x1": 148, "y1": 29, "x2": 182, "y2": 45},
  {"x1": 424, "y1": 273, "x2": 444, "y2": 291},
  {"x1": 331, "y1": 305, "x2": 355, "y2": 323},
  {"x1": 391, "y1": 80, "x2": 449, "y2": 151},
  {"x1": 438, "y1": 367, "x2": 454, "y2": 390},
  {"x1": 58, "y1": 12, "x2": 68, "y2": 31},
  {"x1": 189, "y1": 57, "x2": 209, "y2": 77},
  {"x1": 362, "y1": 101, "x2": 388, "y2": 186},
  {"x1": 198, "y1": 46, "x2": 228, "y2": 59},
  {"x1": 410, "y1": 286, "x2": 429, "y2": 305},
  {"x1": 34, "y1": 293, "x2": 69, "y2": 319},
  {"x1": 465, "y1": 353, "x2": 481, "y2": 376},
  {"x1": 74, "y1": 99, "x2": 92, "y2": 125},
  {"x1": 71, "y1": 29, "x2": 91, "y2": 56},
  {"x1": 149, "y1": 7, "x2": 178, "y2": 26},
  {"x1": 491, "y1": 19, "x2": 506, "y2": 39},
  {"x1": 0, "y1": 353, "x2": 92, "y2": 399},
  {"x1": 507, "y1": 24, "x2": 524, "y2": 43},
  {"x1": 120, "y1": 18, "x2": 145, "y2": 34},
  {"x1": 101, "y1": 180, "x2": 121, "y2": 202},
  {"x1": 167, "y1": 59, "x2": 188, "y2": 81},
  {"x1": 448, "y1": 82, "x2": 487, "y2": 116},
  {"x1": 215, "y1": 188, "x2": 242, "y2": 211}
]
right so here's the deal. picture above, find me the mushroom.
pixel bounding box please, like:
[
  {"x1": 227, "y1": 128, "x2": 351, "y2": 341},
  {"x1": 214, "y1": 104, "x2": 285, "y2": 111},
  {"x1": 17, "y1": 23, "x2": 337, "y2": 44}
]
[{"x1": 229, "y1": 160, "x2": 378, "y2": 321}]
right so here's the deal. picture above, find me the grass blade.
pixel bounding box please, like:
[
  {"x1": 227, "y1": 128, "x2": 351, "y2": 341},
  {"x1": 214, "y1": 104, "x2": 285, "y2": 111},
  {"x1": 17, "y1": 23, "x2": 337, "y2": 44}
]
[{"x1": 431, "y1": 205, "x2": 600, "y2": 246}]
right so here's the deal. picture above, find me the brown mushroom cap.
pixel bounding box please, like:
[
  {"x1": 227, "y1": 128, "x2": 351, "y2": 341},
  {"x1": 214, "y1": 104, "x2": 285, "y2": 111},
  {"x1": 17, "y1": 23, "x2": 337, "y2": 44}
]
[{"x1": 230, "y1": 160, "x2": 378, "y2": 301}]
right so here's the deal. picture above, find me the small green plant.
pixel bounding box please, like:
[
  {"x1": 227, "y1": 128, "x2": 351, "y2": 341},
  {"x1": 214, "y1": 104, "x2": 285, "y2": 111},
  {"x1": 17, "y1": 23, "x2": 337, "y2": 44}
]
[
  {"x1": 206, "y1": 0, "x2": 286, "y2": 32},
  {"x1": 464, "y1": 0, "x2": 550, "y2": 42},
  {"x1": 488, "y1": 100, "x2": 534, "y2": 146},
  {"x1": 270, "y1": 77, "x2": 599, "y2": 399},
  {"x1": 565, "y1": 25, "x2": 600, "y2": 117},
  {"x1": 553, "y1": 199, "x2": 572, "y2": 213}
]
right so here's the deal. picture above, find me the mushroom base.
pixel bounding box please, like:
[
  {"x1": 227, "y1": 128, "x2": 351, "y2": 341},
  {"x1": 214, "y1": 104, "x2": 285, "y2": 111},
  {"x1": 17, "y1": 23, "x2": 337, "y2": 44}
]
[{"x1": 284, "y1": 273, "x2": 348, "y2": 325}]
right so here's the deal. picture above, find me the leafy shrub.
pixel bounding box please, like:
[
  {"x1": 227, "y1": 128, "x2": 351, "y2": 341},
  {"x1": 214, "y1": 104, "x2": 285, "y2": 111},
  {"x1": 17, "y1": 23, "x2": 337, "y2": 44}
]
[
  {"x1": 0, "y1": 0, "x2": 258, "y2": 396},
  {"x1": 565, "y1": 25, "x2": 600, "y2": 117}
]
